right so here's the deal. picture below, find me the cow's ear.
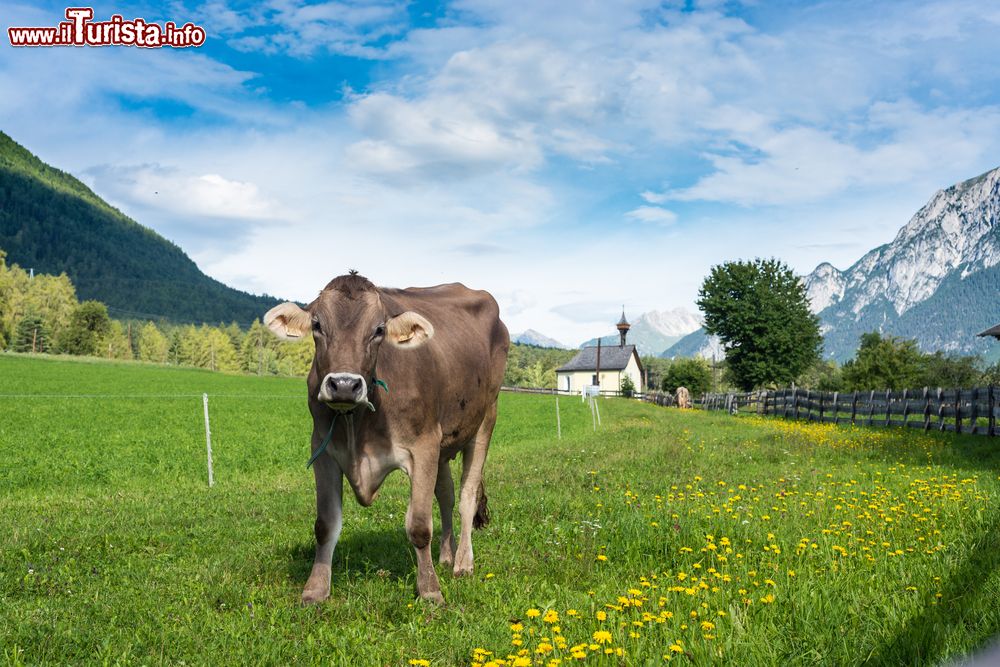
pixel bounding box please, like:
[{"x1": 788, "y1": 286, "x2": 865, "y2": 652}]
[
  {"x1": 264, "y1": 302, "x2": 311, "y2": 341},
  {"x1": 385, "y1": 311, "x2": 434, "y2": 349}
]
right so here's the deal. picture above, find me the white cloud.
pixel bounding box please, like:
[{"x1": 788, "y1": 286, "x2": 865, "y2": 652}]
[
  {"x1": 344, "y1": 91, "x2": 543, "y2": 180},
  {"x1": 84, "y1": 164, "x2": 278, "y2": 221},
  {"x1": 626, "y1": 206, "x2": 678, "y2": 225}
]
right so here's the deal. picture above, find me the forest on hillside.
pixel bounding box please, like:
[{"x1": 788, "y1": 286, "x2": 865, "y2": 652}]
[{"x1": 0, "y1": 132, "x2": 279, "y2": 325}]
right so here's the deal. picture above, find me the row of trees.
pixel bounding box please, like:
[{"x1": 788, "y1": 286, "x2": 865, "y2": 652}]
[
  {"x1": 796, "y1": 332, "x2": 1000, "y2": 392},
  {"x1": 0, "y1": 251, "x2": 313, "y2": 376}
]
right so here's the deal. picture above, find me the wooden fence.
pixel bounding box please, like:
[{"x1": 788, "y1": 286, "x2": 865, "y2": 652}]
[
  {"x1": 700, "y1": 387, "x2": 1000, "y2": 436},
  {"x1": 501, "y1": 386, "x2": 677, "y2": 405}
]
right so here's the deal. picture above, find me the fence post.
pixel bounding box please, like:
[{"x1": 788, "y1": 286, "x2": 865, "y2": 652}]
[
  {"x1": 971, "y1": 387, "x2": 980, "y2": 435},
  {"x1": 922, "y1": 387, "x2": 930, "y2": 431},
  {"x1": 867, "y1": 390, "x2": 876, "y2": 426},
  {"x1": 902, "y1": 389, "x2": 909, "y2": 427},
  {"x1": 792, "y1": 388, "x2": 799, "y2": 420},
  {"x1": 990, "y1": 385, "x2": 996, "y2": 437},
  {"x1": 850, "y1": 391, "x2": 858, "y2": 425},
  {"x1": 884, "y1": 389, "x2": 891, "y2": 427},
  {"x1": 556, "y1": 395, "x2": 561, "y2": 440},
  {"x1": 202, "y1": 393, "x2": 215, "y2": 488},
  {"x1": 832, "y1": 391, "x2": 839, "y2": 424},
  {"x1": 953, "y1": 388, "x2": 961, "y2": 433},
  {"x1": 937, "y1": 388, "x2": 945, "y2": 431},
  {"x1": 818, "y1": 391, "x2": 825, "y2": 422}
]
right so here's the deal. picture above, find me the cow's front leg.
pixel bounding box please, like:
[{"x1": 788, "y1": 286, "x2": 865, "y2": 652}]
[
  {"x1": 407, "y1": 450, "x2": 444, "y2": 603},
  {"x1": 435, "y1": 456, "x2": 456, "y2": 567},
  {"x1": 302, "y1": 451, "x2": 343, "y2": 605}
]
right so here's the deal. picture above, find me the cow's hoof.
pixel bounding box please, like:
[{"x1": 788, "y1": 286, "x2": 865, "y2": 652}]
[
  {"x1": 301, "y1": 587, "x2": 330, "y2": 605},
  {"x1": 419, "y1": 590, "x2": 445, "y2": 605},
  {"x1": 439, "y1": 554, "x2": 454, "y2": 568},
  {"x1": 453, "y1": 565, "x2": 473, "y2": 578}
]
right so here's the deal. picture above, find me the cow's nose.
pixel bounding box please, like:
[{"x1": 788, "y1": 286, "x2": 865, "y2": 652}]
[{"x1": 321, "y1": 373, "x2": 367, "y2": 405}]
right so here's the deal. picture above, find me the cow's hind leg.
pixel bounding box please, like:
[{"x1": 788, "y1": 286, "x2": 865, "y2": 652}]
[
  {"x1": 435, "y1": 456, "x2": 457, "y2": 567},
  {"x1": 407, "y1": 448, "x2": 445, "y2": 603},
  {"x1": 454, "y1": 400, "x2": 496, "y2": 577},
  {"x1": 302, "y1": 452, "x2": 343, "y2": 605}
]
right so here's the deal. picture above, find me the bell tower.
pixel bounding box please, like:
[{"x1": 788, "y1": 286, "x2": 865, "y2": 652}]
[{"x1": 617, "y1": 308, "x2": 630, "y2": 348}]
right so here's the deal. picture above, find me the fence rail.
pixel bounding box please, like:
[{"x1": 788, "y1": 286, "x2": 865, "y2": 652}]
[
  {"x1": 500, "y1": 385, "x2": 653, "y2": 399},
  {"x1": 700, "y1": 386, "x2": 1000, "y2": 436}
]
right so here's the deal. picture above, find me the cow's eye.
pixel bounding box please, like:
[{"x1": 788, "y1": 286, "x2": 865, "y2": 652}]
[
  {"x1": 311, "y1": 319, "x2": 322, "y2": 335},
  {"x1": 373, "y1": 324, "x2": 386, "y2": 339}
]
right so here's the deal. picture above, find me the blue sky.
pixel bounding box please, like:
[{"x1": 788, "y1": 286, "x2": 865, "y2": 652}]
[{"x1": 3, "y1": 0, "x2": 1000, "y2": 346}]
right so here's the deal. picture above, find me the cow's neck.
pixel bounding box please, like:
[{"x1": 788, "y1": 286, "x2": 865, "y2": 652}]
[{"x1": 329, "y1": 407, "x2": 401, "y2": 507}]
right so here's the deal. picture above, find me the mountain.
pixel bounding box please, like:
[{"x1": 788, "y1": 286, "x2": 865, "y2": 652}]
[
  {"x1": 581, "y1": 308, "x2": 702, "y2": 356},
  {"x1": 665, "y1": 166, "x2": 1000, "y2": 363},
  {"x1": 0, "y1": 132, "x2": 280, "y2": 325},
  {"x1": 512, "y1": 329, "x2": 568, "y2": 349},
  {"x1": 805, "y1": 165, "x2": 1000, "y2": 362},
  {"x1": 661, "y1": 328, "x2": 723, "y2": 359}
]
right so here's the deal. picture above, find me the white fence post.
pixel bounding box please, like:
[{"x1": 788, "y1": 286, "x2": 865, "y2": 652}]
[
  {"x1": 556, "y1": 394, "x2": 562, "y2": 439},
  {"x1": 203, "y1": 393, "x2": 215, "y2": 488}
]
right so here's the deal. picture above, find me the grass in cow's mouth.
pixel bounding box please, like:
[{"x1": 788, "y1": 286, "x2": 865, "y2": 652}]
[{"x1": 3, "y1": 354, "x2": 1000, "y2": 665}]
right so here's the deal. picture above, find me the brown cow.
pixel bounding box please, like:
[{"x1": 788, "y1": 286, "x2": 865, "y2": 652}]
[{"x1": 264, "y1": 273, "x2": 509, "y2": 604}]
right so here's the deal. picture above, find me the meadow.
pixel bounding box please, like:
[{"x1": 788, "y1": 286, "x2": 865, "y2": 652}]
[{"x1": 2, "y1": 354, "x2": 1000, "y2": 666}]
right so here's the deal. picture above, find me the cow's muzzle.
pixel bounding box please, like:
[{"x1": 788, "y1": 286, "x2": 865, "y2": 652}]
[{"x1": 318, "y1": 373, "x2": 368, "y2": 409}]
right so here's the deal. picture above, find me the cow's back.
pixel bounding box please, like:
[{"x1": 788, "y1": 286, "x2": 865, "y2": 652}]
[{"x1": 378, "y1": 283, "x2": 508, "y2": 445}]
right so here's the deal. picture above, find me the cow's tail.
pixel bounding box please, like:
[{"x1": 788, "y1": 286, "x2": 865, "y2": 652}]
[{"x1": 473, "y1": 479, "x2": 490, "y2": 529}]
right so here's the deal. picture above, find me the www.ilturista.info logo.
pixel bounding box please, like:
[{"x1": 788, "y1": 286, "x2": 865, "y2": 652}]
[{"x1": 8, "y1": 7, "x2": 206, "y2": 48}]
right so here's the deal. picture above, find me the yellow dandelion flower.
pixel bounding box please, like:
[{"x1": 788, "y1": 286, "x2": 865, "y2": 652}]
[
  {"x1": 526, "y1": 609, "x2": 541, "y2": 618},
  {"x1": 543, "y1": 610, "x2": 559, "y2": 624},
  {"x1": 596, "y1": 611, "x2": 607, "y2": 621}
]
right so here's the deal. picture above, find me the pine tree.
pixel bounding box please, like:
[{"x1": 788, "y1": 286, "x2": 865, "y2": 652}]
[{"x1": 13, "y1": 311, "x2": 51, "y2": 353}]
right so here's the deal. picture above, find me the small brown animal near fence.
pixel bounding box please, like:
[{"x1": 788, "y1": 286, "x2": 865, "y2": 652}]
[{"x1": 700, "y1": 387, "x2": 1000, "y2": 436}]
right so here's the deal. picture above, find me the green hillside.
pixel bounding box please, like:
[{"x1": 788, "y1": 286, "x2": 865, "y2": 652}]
[{"x1": 0, "y1": 132, "x2": 280, "y2": 325}]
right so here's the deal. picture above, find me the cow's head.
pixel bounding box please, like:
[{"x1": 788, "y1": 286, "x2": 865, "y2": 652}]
[{"x1": 264, "y1": 273, "x2": 434, "y2": 410}]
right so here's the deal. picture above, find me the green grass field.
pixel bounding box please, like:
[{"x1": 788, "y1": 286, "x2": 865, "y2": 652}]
[{"x1": 3, "y1": 353, "x2": 1000, "y2": 666}]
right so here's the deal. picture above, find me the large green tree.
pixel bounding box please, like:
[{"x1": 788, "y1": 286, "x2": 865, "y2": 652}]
[{"x1": 698, "y1": 258, "x2": 822, "y2": 391}]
